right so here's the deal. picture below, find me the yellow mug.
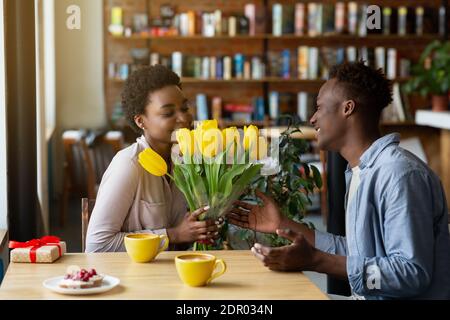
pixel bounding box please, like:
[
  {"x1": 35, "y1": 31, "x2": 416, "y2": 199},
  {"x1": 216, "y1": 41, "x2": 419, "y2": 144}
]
[
  {"x1": 124, "y1": 233, "x2": 169, "y2": 263},
  {"x1": 175, "y1": 253, "x2": 227, "y2": 287}
]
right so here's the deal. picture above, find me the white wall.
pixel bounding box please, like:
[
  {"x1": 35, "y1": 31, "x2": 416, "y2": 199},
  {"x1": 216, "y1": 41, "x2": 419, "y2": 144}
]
[
  {"x1": 53, "y1": 0, "x2": 106, "y2": 194},
  {"x1": 55, "y1": 0, "x2": 105, "y2": 129}
]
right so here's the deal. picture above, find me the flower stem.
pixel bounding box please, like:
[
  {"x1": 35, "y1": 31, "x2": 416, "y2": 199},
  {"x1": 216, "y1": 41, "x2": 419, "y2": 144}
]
[{"x1": 166, "y1": 172, "x2": 175, "y2": 180}]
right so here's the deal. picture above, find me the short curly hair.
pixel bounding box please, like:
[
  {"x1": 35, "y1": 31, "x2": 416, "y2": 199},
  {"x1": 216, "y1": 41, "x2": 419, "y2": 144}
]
[
  {"x1": 329, "y1": 61, "x2": 393, "y2": 121},
  {"x1": 121, "y1": 64, "x2": 181, "y2": 134}
]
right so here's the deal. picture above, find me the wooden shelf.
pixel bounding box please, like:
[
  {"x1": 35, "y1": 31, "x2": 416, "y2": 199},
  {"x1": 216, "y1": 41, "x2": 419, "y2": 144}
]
[
  {"x1": 104, "y1": 0, "x2": 448, "y2": 128},
  {"x1": 109, "y1": 34, "x2": 442, "y2": 45},
  {"x1": 109, "y1": 34, "x2": 267, "y2": 40},
  {"x1": 109, "y1": 77, "x2": 411, "y2": 84},
  {"x1": 220, "y1": 119, "x2": 273, "y2": 127}
]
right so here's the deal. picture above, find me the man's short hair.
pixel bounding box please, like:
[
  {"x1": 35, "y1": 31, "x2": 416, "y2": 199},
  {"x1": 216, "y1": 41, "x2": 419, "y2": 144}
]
[{"x1": 329, "y1": 61, "x2": 393, "y2": 121}]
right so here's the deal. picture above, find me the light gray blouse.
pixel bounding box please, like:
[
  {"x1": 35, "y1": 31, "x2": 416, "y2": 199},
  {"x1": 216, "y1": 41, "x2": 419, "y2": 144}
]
[{"x1": 85, "y1": 136, "x2": 187, "y2": 252}]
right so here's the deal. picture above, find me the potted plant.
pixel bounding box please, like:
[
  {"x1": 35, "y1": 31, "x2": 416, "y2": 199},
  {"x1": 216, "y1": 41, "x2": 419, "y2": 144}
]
[
  {"x1": 404, "y1": 40, "x2": 450, "y2": 112},
  {"x1": 228, "y1": 116, "x2": 322, "y2": 248}
]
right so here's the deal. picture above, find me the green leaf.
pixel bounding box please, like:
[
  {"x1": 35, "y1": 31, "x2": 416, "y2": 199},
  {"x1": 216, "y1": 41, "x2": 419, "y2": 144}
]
[{"x1": 311, "y1": 165, "x2": 323, "y2": 189}]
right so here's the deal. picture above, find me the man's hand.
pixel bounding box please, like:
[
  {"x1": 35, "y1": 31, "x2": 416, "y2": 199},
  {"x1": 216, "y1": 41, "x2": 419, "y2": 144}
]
[
  {"x1": 252, "y1": 229, "x2": 348, "y2": 279},
  {"x1": 227, "y1": 190, "x2": 284, "y2": 234},
  {"x1": 251, "y1": 229, "x2": 319, "y2": 271}
]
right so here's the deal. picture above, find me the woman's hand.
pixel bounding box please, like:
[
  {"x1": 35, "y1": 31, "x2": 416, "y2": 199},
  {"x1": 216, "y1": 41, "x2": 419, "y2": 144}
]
[
  {"x1": 227, "y1": 190, "x2": 284, "y2": 234},
  {"x1": 167, "y1": 206, "x2": 220, "y2": 244}
]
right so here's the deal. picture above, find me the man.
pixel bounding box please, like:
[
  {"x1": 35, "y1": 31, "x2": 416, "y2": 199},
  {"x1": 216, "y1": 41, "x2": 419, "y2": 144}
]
[{"x1": 228, "y1": 62, "x2": 450, "y2": 299}]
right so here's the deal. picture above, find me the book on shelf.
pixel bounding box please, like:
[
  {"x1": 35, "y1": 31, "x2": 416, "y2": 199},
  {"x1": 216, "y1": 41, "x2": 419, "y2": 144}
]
[
  {"x1": 272, "y1": 3, "x2": 282, "y2": 36},
  {"x1": 203, "y1": 13, "x2": 215, "y2": 37},
  {"x1": 281, "y1": 49, "x2": 290, "y2": 79},
  {"x1": 335, "y1": 2, "x2": 345, "y2": 34},
  {"x1": 322, "y1": 4, "x2": 335, "y2": 35},
  {"x1": 216, "y1": 57, "x2": 223, "y2": 79},
  {"x1": 297, "y1": 46, "x2": 309, "y2": 79},
  {"x1": 308, "y1": 47, "x2": 319, "y2": 79},
  {"x1": 202, "y1": 57, "x2": 210, "y2": 79},
  {"x1": 297, "y1": 92, "x2": 309, "y2": 123},
  {"x1": 397, "y1": 6, "x2": 408, "y2": 36},
  {"x1": 214, "y1": 10, "x2": 222, "y2": 35},
  {"x1": 438, "y1": 5, "x2": 446, "y2": 36},
  {"x1": 253, "y1": 97, "x2": 265, "y2": 121},
  {"x1": 358, "y1": 4, "x2": 368, "y2": 37},
  {"x1": 359, "y1": 47, "x2": 369, "y2": 65},
  {"x1": 382, "y1": 7, "x2": 392, "y2": 35},
  {"x1": 224, "y1": 104, "x2": 254, "y2": 113},
  {"x1": 238, "y1": 15, "x2": 250, "y2": 35},
  {"x1": 251, "y1": 57, "x2": 263, "y2": 79},
  {"x1": 348, "y1": 2, "x2": 358, "y2": 35},
  {"x1": 245, "y1": 4, "x2": 256, "y2": 36},
  {"x1": 295, "y1": 3, "x2": 305, "y2": 35},
  {"x1": 308, "y1": 3, "x2": 322, "y2": 37},
  {"x1": 415, "y1": 7, "x2": 424, "y2": 35},
  {"x1": 210, "y1": 56, "x2": 217, "y2": 79},
  {"x1": 346, "y1": 46, "x2": 357, "y2": 62},
  {"x1": 244, "y1": 61, "x2": 251, "y2": 79},
  {"x1": 282, "y1": 4, "x2": 295, "y2": 34},
  {"x1": 172, "y1": 52, "x2": 182, "y2": 77},
  {"x1": 188, "y1": 11, "x2": 196, "y2": 36},
  {"x1": 228, "y1": 16, "x2": 237, "y2": 36},
  {"x1": 223, "y1": 56, "x2": 232, "y2": 80},
  {"x1": 211, "y1": 96, "x2": 222, "y2": 120},
  {"x1": 234, "y1": 54, "x2": 244, "y2": 79},
  {"x1": 375, "y1": 47, "x2": 386, "y2": 71},
  {"x1": 269, "y1": 91, "x2": 279, "y2": 119},
  {"x1": 386, "y1": 48, "x2": 397, "y2": 80},
  {"x1": 399, "y1": 59, "x2": 411, "y2": 78},
  {"x1": 382, "y1": 82, "x2": 412, "y2": 123},
  {"x1": 196, "y1": 94, "x2": 209, "y2": 121}
]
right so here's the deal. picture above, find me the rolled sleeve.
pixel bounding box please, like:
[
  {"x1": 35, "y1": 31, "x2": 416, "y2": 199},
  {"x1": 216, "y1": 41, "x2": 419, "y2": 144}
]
[{"x1": 315, "y1": 230, "x2": 348, "y2": 255}]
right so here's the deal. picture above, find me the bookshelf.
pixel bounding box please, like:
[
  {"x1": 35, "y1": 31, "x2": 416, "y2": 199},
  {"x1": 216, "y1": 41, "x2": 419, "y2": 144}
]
[{"x1": 103, "y1": 0, "x2": 449, "y2": 139}]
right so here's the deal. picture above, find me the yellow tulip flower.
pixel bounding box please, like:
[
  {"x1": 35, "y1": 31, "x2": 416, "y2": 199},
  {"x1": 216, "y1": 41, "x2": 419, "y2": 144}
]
[
  {"x1": 222, "y1": 127, "x2": 240, "y2": 149},
  {"x1": 138, "y1": 148, "x2": 167, "y2": 176},
  {"x1": 200, "y1": 128, "x2": 222, "y2": 158},
  {"x1": 244, "y1": 125, "x2": 259, "y2": 161},
  {"x1": 176, "y1": 128, "x2": 194, "y2": 156},
  {"x1": 196, "y1": 119, "x2": 218, "y2": 131},
  {"x1": 243, "y1": 125, "x2": 259, "y2": 150},
  {"x1": 258, "y1": 136, "x2": 268, "y2": 160}
]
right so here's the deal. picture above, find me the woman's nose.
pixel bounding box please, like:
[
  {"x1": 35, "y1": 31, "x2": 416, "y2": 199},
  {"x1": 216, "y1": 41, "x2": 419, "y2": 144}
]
[{"x1": 310, "y1": 113, "x2": 317, "y2": 126}]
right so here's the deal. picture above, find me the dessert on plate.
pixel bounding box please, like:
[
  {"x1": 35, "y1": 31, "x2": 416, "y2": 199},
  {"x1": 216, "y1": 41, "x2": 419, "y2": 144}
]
[{"x1": 58, "y1": 265, "x2": 104, "y2": 289}]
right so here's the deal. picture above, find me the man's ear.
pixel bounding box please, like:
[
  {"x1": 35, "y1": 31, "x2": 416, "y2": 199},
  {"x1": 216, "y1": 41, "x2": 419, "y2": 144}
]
[{"x1": 343, "y1": 100, "x2": 356, "y2": 118}]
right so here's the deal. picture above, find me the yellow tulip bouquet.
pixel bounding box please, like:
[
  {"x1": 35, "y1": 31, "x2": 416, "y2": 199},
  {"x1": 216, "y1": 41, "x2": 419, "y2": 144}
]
[{"x1": 138, "y1": 119, "x2": 268, "y2": 250}]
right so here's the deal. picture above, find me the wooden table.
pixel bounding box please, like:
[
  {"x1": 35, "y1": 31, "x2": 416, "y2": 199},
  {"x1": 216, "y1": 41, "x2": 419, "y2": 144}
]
[{"x1": 0, "y1": 250, "x2": 328, "y2": 300}]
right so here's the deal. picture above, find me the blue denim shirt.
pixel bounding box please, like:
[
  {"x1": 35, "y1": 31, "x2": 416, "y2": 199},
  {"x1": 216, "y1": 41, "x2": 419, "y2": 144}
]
[{"x1": 315, "y1": 133, "x2": 450, "y2": 299}]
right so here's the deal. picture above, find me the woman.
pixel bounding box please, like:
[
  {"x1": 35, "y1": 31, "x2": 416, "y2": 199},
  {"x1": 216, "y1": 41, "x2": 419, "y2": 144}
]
[{"x1": 85, "y1": 65, "x2": 219, "y2": 252}]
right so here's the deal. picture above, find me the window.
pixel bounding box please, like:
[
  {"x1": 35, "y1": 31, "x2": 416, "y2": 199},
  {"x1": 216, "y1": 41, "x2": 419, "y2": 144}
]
[{"x1": 0, "y1": 0, "x2": 7, "y2": 231}]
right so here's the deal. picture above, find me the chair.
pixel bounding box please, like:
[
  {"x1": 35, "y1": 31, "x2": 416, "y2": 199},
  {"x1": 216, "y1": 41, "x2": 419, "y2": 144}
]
[
  {"x1": 61, "y1": 130, "x2": 124, "y2": 226},
  {"x1": 81, "y1": 198, "x2": 96, "y2": 252}
]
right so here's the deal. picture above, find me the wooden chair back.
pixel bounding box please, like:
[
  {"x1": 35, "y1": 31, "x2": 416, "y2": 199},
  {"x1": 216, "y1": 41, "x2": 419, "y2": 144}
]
[
  {"x1": 81, "y1": 198, "x2": 96, "y2": 252},
  {"x1": 61, "y1": 130, "x2": 124, "y2": 226}
]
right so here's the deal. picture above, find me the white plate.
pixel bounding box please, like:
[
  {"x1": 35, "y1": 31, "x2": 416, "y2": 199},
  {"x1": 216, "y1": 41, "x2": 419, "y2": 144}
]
[{"x1": 43, "y1": 275, "x2": 120, "y2": 295}]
